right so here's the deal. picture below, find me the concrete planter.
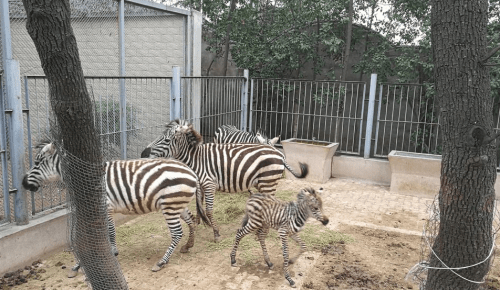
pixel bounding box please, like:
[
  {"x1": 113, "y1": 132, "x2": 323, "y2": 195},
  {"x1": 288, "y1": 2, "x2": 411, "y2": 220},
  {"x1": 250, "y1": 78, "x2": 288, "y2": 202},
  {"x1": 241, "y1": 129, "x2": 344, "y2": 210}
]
[
  {"x1": 388, "y1": 150, "x2": 442, "y2": 198},
  {"x1": 281, "y1": 138, "x2": 339, "y2": 183}
]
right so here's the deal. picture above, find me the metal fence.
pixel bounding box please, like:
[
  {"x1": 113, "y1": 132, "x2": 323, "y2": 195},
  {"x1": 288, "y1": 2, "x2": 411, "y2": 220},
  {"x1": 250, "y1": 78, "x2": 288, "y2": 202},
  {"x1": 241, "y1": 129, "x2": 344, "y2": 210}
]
[
  {"x1": 250, "y1": 78, "x2": 367, "y2": 155},
  {"x1": 373, "y1": 83, "x2": 441, "y2": 157},
  {"x1": 182, "y1": 76, "x2": 247, "y2": 142}
]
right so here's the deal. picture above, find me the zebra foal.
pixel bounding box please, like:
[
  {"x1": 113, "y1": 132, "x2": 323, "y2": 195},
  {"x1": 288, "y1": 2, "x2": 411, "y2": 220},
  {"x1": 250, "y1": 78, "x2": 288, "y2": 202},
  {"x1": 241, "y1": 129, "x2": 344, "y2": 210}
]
[
  {"x1": 141, "y1": 119, "x2": 308, "y2": 242},
  {"x1": 214, "y1": 124, "x2": 279, "y2": 146},
  {"x1": 22, "y1": 142, "x2": 209, "y2": 275},
  {"x1": 230, "y1": 187, "x2": 329, "y2": 288}
]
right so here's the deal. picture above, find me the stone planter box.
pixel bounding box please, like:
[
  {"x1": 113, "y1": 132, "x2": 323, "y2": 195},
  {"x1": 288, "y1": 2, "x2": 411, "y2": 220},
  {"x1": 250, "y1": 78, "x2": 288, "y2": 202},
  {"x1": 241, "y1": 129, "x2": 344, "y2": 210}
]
[
  {"x1": 388, "y1": 150, "x2": 442, "y2": 198},
  {"x1": 281, "y1": 138, "x2": 339, "y2": 183}
]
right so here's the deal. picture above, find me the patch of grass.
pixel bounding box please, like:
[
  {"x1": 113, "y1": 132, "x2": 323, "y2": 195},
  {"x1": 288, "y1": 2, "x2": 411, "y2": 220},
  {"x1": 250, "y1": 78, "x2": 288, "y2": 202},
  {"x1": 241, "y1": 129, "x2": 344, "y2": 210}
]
[
  {"x1": 274, "y1": 190, "x2": 296, "y2": 202},
  {"x1": 116, "y1": 214, "x2": 165, "y2": 246},
  {"x1": 300, "y1": 224, "x2": 354, "y2": 249},
  {"x1": 212, "y1": 192, "x2": 248, "y2": 224}
]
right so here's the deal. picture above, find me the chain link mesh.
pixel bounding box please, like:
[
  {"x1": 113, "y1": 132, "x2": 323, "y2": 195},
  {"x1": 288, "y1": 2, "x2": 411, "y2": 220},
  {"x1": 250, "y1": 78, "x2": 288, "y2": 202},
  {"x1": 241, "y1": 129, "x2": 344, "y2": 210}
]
[{"x1": 406, "y1": 194, "x2": 500, "y2": 289}]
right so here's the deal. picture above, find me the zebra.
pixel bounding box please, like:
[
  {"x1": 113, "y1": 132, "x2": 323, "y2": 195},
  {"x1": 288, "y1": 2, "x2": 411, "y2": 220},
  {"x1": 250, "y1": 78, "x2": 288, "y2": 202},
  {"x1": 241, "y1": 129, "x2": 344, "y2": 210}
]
[
  {"x1": 214, "y1": 124, "x2": 279, "y2": 146},
  {"x1": 141, "y1": 119, "x2": 308, "y2": 242},
  {"x1": 22, "y1": 141, "x2": 209, "y2": 276},
  {"x1": 230, "y1": 187, "x2": 329, "y2": 288}
]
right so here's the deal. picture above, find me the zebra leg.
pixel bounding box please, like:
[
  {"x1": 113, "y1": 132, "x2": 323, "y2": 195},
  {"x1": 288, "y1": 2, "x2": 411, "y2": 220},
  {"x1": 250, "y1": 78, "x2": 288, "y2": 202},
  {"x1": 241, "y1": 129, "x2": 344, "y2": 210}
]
[
  {"x1": 107, "y1": 211, "x2": 119, "y2": 257},
  {"x1": 203, "y1": 183, "x2": 220, "y2": 242},
  {"x1": 257, "y1": 227, "x2": 273, "y2": 269},
  {"x1": 152, "y1": 215, "x2": 183, "y2": 272},
  {"x1": 279, "y1": 229, "x2": 296, "y2": 288},
  {"x1": 288, "y1": 233, "x2": 306, "y2": 264},
  {"x1": 67, "y1": 261, "x2": 80, "y2": 278},
  {"x1": 179, "y1": 208, "x2": 196, "y2": 253},
  {"x1": 230, "y1": 222, "x2": 255, "y2": 266}
]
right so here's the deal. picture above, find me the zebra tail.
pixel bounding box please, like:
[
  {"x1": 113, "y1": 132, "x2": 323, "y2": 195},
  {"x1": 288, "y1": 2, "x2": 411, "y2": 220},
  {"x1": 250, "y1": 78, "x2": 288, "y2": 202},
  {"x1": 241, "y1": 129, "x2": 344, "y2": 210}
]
[
  {"x1": 284, "y1": 161, "x2": 309, "y2": 178},
  {"x1": 196, "y1": 185, "x2": 211, "y2": 227}
]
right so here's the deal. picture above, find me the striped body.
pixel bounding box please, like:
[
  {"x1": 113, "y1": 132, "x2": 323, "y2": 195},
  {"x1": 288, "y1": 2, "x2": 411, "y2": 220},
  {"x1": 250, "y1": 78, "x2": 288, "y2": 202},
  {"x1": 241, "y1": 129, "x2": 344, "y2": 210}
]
[
  {"x1": 230, "y1": 188, "x2": 329, "y2": 287},
  {"x1": 141, "y1": 120, "x2": 308, "y2": 242},
  {"x1": 22, "y1": 142, "x2": 208, "y2": 273},
  {"x1": 214, "y1": 124, "x2": 279, "y2": 146}
]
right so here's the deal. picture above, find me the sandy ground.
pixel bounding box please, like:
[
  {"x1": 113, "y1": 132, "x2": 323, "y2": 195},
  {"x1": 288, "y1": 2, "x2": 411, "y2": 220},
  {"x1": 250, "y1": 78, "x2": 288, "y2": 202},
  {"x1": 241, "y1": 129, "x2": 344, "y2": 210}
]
[{"x1": 2, "y1": 177, "x2": 500, "y2": 290}]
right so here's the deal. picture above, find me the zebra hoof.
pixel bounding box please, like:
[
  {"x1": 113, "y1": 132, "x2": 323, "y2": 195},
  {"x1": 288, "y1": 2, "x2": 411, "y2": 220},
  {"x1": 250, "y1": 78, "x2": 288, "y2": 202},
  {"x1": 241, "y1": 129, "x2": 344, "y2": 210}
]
[
  {"x1": 288, "y1": 280, "x2": 296, "y2": 288},
  {"x1": 214, "y1": 235, "x2": 221, "y2": 243},
  {"x1": 267, "y1": 262, "x2": 274, "y2": 270},
  {"x1": 67, "y1": 270, "x2": 78, "y2": 278},
  {"x1": 151, "y1": 263, "x2": 165, "y2": 272},
  {"x1": 180, "y1": 245, "x2": 190, "y2": 253}
]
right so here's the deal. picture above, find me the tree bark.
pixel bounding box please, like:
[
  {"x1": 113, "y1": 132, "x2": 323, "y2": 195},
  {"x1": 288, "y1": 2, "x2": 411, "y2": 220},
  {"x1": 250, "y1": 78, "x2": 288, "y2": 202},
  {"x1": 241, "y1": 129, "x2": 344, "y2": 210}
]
[
  {"x1": 426, "y1": 1, "x2": 494, "y2": 289},
  {"x1": 21, "y1": 0, "x2": 128, "y2": 288},
  {"x1": 223, "y1": 0, "x2": 237, "y2": 76},
  {"x1": 341, "y1": 0, "x2": 353, "y2": 82}
]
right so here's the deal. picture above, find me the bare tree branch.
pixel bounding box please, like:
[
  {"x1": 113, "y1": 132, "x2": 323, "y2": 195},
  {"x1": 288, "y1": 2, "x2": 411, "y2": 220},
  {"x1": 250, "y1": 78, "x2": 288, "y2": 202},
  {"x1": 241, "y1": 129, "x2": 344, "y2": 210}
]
[{"x1": 481, "y1": 44, "x2": 500, "y2": 63}]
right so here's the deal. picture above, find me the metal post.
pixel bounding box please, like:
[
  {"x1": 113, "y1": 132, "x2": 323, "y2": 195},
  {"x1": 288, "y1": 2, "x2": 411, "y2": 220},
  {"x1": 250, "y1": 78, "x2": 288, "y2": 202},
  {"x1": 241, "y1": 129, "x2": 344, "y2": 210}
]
[
  {"x1": 248, "y1": 78, "x2": 254, "y2": 132},
  {"x1": 364, "y1": 73, "x2": 377, "y2": 159},
  {"x1": 171, "y1": 66, "x2": 181, "y2": 120},
  {"x1": 0, "y1": 77, "x2": 10, "y2": 222},
  {"x1": 1, "y1": 0, "x2": 27, "y2": 224},
  {"x1": 240, "y1": 69, "x2": 249, "y2": 131},
  {"x1": 118, "y1": 0, "x2": 127, "y2": 159}
]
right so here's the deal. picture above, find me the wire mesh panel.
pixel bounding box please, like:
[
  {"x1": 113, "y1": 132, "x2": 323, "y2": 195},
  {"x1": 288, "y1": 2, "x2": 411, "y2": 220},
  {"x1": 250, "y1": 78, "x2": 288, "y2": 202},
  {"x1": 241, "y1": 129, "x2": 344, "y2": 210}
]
[
  {"x1": 373, "y1": 83, "x2": 440, "y2": 158},
  {"x1": 183, "y1": 77, "x2": 245, "y2": 142},
  {"x1": 251, "y1": 79, "x2": 366, "y2": 155},
  {"x1": 24, "y1": 76, "x2": 172, "y2": 214}
]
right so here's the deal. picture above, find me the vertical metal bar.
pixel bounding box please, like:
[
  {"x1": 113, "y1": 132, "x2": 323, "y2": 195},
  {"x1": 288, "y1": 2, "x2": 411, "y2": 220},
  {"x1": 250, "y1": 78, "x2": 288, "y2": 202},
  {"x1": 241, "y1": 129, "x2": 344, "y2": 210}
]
[
  {"x1": 0, "y1": 76, "x2": 10, "y2": 222},
  {"x1": 373, "y1": 84, "x2": 383, "y2": 156},
  {"x1": 240, "y1": 70, "x2": 249, "y2": 131},
  {"x1": 118, "y1": 0, "x2": 127, "y2": 159},
  {"x1": 358, "y1": 83, "x2": 367, "y2": 156},
  {"x1": 171, "y1": 66, "x2": 181, "y2": 120},
  {"x1": 248, "y1": 78, "x2": 254, "y2": 132},
  {"x1": 364, "y1": 74, "x2": 377, "y2": 159},
  {"x1": 24, "y1": 77, "x2": 35, "y2": 214}
]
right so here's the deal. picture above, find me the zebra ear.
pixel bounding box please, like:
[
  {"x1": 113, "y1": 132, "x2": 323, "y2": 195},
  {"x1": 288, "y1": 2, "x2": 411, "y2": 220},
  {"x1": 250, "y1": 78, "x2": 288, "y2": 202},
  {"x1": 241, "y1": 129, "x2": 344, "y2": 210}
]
[
  {"x1": 42, "y1": 143, "x2": 56, "y2": 155},
  {"x1": 269, "y1": 136, "x2": 279, "y2": 145}
]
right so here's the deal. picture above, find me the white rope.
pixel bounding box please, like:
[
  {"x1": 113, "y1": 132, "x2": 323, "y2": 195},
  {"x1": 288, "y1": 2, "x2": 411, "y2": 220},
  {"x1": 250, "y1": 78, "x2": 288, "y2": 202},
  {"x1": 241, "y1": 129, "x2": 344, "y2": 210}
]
[{"x1": 410, "y1": 199, "x2": 499, "y2": 284}]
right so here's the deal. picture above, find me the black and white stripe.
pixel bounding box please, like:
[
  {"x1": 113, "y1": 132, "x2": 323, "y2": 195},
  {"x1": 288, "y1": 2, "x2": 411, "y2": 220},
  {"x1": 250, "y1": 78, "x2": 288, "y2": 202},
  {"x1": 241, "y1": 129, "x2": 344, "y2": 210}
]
[
  {"x1": 22, "y1": 142, "x2": 208, "y2": 274},
  {"x1": 230, "y1": 188, "x2": 329, "y2": 287},
  {"x1": 141, "y1": 120, "x2": 308, "y2": 242},
  {"x1": 214, "y1": 124, "x2": 279, "y2": 146}
]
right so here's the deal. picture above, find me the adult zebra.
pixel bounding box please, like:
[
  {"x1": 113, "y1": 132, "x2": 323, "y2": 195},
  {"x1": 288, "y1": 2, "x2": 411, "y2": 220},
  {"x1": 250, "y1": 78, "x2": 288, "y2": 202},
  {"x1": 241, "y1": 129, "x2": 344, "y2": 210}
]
[
  {"x1": 141, "y1": 119, "x2": 308, "y2": 242},
  {"x1": 214, "y1": 124, "x2": 279, "y2": 146},
  {"x1": 22, "y1": 142, "x2": 209, "y2": 275}
]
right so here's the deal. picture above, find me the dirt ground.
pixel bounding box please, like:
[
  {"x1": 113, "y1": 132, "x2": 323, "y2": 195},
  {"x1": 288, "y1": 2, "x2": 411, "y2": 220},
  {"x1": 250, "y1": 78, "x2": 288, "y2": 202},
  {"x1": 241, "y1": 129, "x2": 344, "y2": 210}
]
[{"x1": 2, "y1": 177, "x2": 500, "y2": 290}]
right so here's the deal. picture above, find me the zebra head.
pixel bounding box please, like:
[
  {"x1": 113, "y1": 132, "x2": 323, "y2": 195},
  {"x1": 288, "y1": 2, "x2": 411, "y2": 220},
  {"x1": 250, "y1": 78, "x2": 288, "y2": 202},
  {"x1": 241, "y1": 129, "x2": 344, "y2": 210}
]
[
  {"x1": 22, "y1": 142, "x2": 61, "y2": 192},
  {"x1": 299, "y1": 187, "x2": 329, "y2": 226},
  {"x1": 141, "y1": 119, "x2": 203, "y2": 159}
]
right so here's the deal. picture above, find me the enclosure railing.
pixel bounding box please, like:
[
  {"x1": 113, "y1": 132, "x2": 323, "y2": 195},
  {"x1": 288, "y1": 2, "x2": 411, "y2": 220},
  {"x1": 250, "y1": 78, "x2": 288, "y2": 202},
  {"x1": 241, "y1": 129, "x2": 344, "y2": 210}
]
[
  {"x1": 250, "y1": 78, "x2": 367, "y2": 156},
  {"x1": 181, "y1": 74, "x2": 248, "y2": 143},
  {"x1": 373, "y1": 83, "x2": 440, "y2": 158},
  {"x1": 0, "y1": 74, "x2": 12, "y2": 226}
]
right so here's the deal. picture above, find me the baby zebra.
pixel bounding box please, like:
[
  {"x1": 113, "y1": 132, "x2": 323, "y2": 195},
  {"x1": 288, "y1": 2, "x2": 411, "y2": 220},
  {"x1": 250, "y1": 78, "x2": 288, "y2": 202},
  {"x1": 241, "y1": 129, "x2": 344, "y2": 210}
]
[
  {"x1": 22, "y1": 142, "x2": 209, "y2": 276},
  {"x1": 230, "y1": 188, "x2": 329, "y2": 287},
  {"x1": 214, "y1": 124, "x2": 279, "y2": 146}
]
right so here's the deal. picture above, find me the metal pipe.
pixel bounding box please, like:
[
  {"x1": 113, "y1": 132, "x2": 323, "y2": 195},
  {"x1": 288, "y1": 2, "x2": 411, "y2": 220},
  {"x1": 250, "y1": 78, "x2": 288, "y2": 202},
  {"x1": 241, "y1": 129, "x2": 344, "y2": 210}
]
[
  {"x1": 363, "y1": 74, "x2": 377, "y2": 159},
  {"x1": 119, "y1": 0, "x2": 127, "y2": 159}
]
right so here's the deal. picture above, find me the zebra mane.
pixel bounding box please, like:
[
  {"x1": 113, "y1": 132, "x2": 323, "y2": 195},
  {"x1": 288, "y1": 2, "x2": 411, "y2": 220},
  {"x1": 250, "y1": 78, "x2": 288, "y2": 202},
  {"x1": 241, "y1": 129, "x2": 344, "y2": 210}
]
[{"x1": 165, "y1": 119, "x2": 203, "y2": 147}]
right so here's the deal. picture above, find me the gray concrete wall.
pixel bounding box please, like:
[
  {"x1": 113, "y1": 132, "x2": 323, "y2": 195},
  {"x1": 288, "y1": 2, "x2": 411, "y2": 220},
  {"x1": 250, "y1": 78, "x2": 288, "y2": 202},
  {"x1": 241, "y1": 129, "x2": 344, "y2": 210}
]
[{"x1": 0, "y1": 210, "x2": 134, "y2": 275}]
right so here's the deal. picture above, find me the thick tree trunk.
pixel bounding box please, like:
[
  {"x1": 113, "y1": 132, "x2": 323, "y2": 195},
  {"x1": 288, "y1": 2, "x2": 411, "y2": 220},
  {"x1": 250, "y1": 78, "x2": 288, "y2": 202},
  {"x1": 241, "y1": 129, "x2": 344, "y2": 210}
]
[
  {"x1": 341, "y1": 0, "x2": 353, "y2": 82},
  {"x1": 223, "y1": 0, "x2": 237, "y2": 76},
  {"x1": 22, "y1": 0, "x2": 128, "y2": 288},
  {"x1": 426, "y1": 1, "x2": 494, "y2": 289}
]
